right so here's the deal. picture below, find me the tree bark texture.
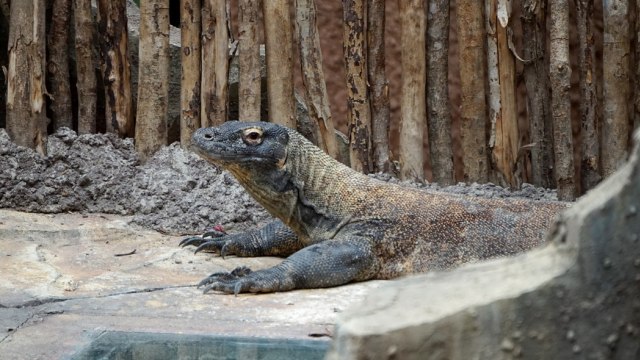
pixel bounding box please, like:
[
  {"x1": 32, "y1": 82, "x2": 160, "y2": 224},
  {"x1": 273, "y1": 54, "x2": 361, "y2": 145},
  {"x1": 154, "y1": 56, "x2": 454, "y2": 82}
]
[
  {"x1": 201, "y1": 0, "x2": 231, "y2": 127},
  {"x1": 180, "y1": 0, "x2": 201, "y2": 145},
  {"x1": 602, "y1": 0, "x2": 630, "y2": 177},
  {"x1": 485, "y1": 0, "x2": 500, "y2": 179},
  {"x1": 238, "y1": 0, "x2": 261, "y2": 121},
  {"x1": 0, "y1": 0, "x2": 8, "y2": 21},
  {"x1": 576, "y1": 0, "x2": 601, "y2": 192},
  {"x1": 427, "y1": 0, "x2": 453, "y2": 184},
  {"x1": 457, "y1": 0, "x2": 488, "y2": 184},
  {"x1": 343, "y1": 0, "x2": 372, "y2": 173},
  {"x1": 135, "y1": 0, "x2": 170, "y2": 161},
  {"x1": 263, "y1": 0, "x2": 296, "y2": 128},
  {"x1": 549, "y1": 0, "x2": 576, "y2": 200},
  {"x1": 295, "y1": 0, "x2": 339, "y2": 158},
  {"x1": 48, "y1": 0, "x2": 73, "y2": 130},
  {"x1": 636, "y1": 0, "x2": 640, "y2": 132},
  {"x1": 97, "y1": 0, "x2": 133, "y2": 137},
  {"x1": 399, "y1": 0, "x2": 426, "y2": 181},
  {"x1": 367, "y1": 0, "x2": 391, "y2": 173},
  {"x1": 73, "y1": 0, "x2": 98, "y2": 134},
  {"x1": 486, "y1": 0, "x2": 520, "y2": 188},
  {"x1": 522, "y1": 0, "x2": 554, "y2": 189},
  {"x1": 6, "y1": 0, "x2": 47, "y2": 154}
]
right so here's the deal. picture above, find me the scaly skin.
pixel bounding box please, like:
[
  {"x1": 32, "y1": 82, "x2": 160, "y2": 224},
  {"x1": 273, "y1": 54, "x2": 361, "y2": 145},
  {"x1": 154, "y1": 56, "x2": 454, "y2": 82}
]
[{"x1": 181, "y1": 121, "x2": 568, "y2": 294}]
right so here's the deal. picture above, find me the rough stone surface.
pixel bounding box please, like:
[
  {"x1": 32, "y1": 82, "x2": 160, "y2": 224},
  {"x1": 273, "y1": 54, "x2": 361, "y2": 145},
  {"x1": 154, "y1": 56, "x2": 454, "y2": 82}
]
[
  {"x1": 328, "y1": 130, "x2": 640, "y2": 359},
  {"x1": 0, "y1": 210, "x2": 380, "y2": 359},
  {"x1": 0, "y1": 128, "x2": 270, "y2": 235}
]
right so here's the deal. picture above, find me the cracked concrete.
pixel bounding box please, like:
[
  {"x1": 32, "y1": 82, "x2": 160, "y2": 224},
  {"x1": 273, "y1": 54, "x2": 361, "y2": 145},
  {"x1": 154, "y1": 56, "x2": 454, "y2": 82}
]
[{"x1": 0, "y1": 210, "x2": 381, "y2": 359}]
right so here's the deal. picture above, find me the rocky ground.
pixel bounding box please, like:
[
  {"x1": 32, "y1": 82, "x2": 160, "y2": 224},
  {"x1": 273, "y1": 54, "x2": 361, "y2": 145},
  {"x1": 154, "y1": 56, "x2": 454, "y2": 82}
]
[{"x1": 0, "y1": 128, "x2": 559, "y2": 236}]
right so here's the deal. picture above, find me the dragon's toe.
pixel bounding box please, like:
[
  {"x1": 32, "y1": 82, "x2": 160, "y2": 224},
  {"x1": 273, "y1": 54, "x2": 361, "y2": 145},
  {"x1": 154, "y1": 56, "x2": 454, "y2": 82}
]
[{"x1": 179, "y1": 236, "x2": 207, "y2": 247}]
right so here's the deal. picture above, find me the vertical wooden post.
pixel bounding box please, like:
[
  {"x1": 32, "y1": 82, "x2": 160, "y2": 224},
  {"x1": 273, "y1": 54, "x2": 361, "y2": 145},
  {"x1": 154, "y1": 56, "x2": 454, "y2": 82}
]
[
  {"x1": 457, "y1": 0, "x2": 488, "y2": 183},
  {"x1": 636, "y1": 0, "x2": 640, "y2": 132},
  {"x1": 367, "y1": 0, "x2": 391, "y2": 173},
  {"x1": 6, "y1": 0, "x2": 47, "y2": 154},
  {"x1": 602, "y1": 0, "x2": 631, "y2": 177},
  {"x1": 486, "y1": 0, "x2": 520, "y2": 188},
  {"x1": 343, "y1": 0, "x2": 373, "y2": 173},
  {"x1": 576, "y1": 0, "x2": 600, "y2": 192},
  {"x1": 136, "y1": 0, "x2": 170, "y2": 161},
  {"x1": 98, "y1": 0, "x2": 134, "y2": 137},
  {"x1": 201, "y1": 0, "x2": 231, "y2": 127},
  {"x1": 263, "y1": 0, "x2": 296, "y2": 128},
  {"x1": 180, "y1": 0, "x2": 201, "y2": 145},
  {"x1": 427, "y1": 0, "x2": 454, "y2": 184},
  {"x1": 48, "y1": 0, "x2": 73, "y2": 130},
  {"x1": 74, "y1": 0, "x2": 98, "y2": 134},
  {"x1": 398, "y1": 0, "x2": 426, "y2": 181},
  {"x1": 549, "y1": 0, "x2": 576, "y2": 200},
  {"x1": 238, "y1": 0, "x2": 262, "y2": 121},
  {"x1": 295, "y1": 0, "x2": 339, "y2": 158},
  {"x1": 522, "y1": 0, "x2": 554, "y2": 189}
]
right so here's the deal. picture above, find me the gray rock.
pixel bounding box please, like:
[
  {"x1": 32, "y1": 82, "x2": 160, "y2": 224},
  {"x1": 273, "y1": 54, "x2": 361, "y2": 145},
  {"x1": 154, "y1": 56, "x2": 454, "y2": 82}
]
[
  {"x1": 327, "y1": 129, "x2": 640, "y2": 359},
  {"x1": 0, "y1": 127, "x2": 270, "y2": 235}
]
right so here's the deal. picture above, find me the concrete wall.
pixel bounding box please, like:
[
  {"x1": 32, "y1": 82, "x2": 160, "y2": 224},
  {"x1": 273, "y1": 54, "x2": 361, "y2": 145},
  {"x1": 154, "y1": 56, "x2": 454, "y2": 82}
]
[{"x1": 328, "y1": 130, "x2": 640, "y2": 359}]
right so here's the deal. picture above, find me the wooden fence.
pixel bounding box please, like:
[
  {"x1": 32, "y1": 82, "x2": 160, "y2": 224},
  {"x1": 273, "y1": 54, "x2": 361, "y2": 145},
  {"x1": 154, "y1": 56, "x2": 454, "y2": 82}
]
[{"x1": 1, "y1": 0, "x2": 638, "y2": 201}]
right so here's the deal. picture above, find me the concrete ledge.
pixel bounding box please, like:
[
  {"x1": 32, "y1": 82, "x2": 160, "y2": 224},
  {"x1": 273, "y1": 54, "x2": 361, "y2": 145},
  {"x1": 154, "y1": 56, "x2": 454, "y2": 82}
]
[{"x1": 329, "y1": 130, "x2": 640, "y2": 359}]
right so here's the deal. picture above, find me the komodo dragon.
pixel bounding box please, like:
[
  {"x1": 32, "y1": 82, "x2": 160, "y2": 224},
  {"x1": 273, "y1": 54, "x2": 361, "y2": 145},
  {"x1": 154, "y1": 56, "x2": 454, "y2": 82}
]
[{"x1": 180, "y1": 121, "x2": 568, "y2": 295}]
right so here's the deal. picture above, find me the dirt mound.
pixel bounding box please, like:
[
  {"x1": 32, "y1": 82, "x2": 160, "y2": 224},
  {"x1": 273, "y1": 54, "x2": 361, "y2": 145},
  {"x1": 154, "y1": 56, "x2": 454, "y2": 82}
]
[{"x1": 0, "y1": 128, "x2": 269, "y2": 234}]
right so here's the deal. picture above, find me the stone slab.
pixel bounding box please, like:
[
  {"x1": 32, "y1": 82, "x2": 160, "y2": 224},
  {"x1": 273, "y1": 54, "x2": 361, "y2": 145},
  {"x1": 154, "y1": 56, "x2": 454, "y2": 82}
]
[{"x1": 0, "y1": 210, "x2": 382, "y2": 359}]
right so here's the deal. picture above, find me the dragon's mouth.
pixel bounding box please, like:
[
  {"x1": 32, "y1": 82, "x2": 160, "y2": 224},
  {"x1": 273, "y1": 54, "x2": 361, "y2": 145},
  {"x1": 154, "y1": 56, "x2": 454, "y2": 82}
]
[{"x1": 191, "y1": 141, "x2": 281, "y2": 165}]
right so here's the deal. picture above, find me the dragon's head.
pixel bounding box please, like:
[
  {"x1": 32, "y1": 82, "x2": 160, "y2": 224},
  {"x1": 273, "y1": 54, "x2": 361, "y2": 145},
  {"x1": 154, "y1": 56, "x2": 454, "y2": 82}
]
[{"x1": 191, "y1": 121, "x2": 290, "y2": 169}]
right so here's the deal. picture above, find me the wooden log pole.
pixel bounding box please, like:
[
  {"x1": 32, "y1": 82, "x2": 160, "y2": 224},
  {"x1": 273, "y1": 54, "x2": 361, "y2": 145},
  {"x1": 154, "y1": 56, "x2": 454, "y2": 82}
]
[
  {"x1": 486, "y1": 0, "x2": 520, "y2": 188},
  {"x1": 48, "y1": 0, "x2": 73, "y2": 130},
  {"x1": 6, "y1": 0, "x2": 47, "y2": 154},
  {"x1": 602, "y1": 0, "x2": 631, "y2": 177},
  {"x1": 427, "y1": 0, "x2": 454, "y2": 184},
  {"x1": 180, "y1": 0, "x2": 201, "y2": 145},
  {"x1": 398, "y1": 0, "x2": 426, "y2": 181},
  {"x1": 201, "y1": 0, "x2": 231, "y2": 127},
  {"x1": 457, "y1": 0, "x2": 488, "y2": 183},
  {"x1": 135, "y1": 0, "x2": 170, "y2": 160},
  {"x1": 295, "y1": 0, "x2": 338, "y2": 158},
  {"x1": 238, "y1": 0, "x2": 262, "y2": 121},
  {"x1": 576, "y1": 0, "x2": 601, "y2": 192},
  {"x1": 74, "y1": 0, "x2": 98, "y2": 134},
  {"x1": 343, "y1": 0, "x2": 373, "y2": 173},
  {"x1": 549, "y1": 0, "x2": 576, "y2": 200},
  {"x1": 97, "y1": 0, "x2": 134, "y2": 137},
  {"x1": 263, "y1": 0, "x2": 296, "y2": 128},
  {"x1": 522, "y1": 0, "x2": 554, "y2": 188},
  {"x1": 367, "y1": 0, "x2": 391, "y2": 173}
]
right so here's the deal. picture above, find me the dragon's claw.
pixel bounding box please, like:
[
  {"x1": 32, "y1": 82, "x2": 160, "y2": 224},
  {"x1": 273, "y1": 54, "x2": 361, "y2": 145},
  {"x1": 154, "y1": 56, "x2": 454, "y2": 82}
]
[
  {"x1": 197, "y1": 267, "x2": 253, "y2": 295},
  {"x1": 179, "y1": 236, "x2": 207, "y2": 247},
  {"x1": 180, "y1": 224, "x2": 227, "y2": 248},
  {"x1": 193, "y1": 240, "x2": 226, "y2": 255}
]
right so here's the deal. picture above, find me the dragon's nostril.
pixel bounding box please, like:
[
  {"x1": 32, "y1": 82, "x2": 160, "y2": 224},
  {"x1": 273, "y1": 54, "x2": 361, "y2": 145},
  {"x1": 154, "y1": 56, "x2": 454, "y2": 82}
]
[{"x1": 203, "y1": 133, "x2": 214, "y2": 140}]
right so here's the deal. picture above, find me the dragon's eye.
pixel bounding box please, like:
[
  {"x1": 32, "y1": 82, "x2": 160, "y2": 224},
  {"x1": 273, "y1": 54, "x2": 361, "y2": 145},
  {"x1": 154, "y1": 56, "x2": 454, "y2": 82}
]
[{"x1": 242, "y1": 128, "x2": 264, "y2": 145}]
